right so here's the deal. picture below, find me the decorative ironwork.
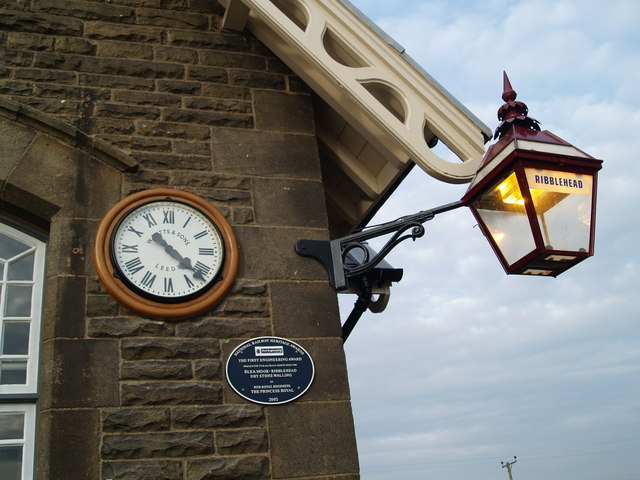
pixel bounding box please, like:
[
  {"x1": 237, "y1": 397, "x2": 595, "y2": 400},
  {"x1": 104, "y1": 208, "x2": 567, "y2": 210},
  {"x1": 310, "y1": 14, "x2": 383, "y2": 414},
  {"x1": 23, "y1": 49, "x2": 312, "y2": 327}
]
[{"x1": 295, "y1": 200, "x2": 465, "y2": 291}]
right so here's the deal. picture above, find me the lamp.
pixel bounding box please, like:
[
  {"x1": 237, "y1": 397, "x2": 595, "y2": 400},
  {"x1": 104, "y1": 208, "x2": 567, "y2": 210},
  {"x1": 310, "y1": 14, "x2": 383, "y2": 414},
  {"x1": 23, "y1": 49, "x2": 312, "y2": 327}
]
[
  {"x1": 461, "y1": 73, "x2": 603, "y2": 276},
  {"x1": 295, "y1": 72, "x2": 603, "y2": 339}
]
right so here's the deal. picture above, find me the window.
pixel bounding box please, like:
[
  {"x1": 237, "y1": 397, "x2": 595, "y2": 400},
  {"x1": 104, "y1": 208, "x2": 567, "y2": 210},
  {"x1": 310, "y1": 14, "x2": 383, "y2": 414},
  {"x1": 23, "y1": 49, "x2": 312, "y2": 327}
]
[
  {"x1": 0, "y1": 220, "x2": 45, "y2": 480},
  {"x1": 0, "y1": 404, "x2": 35, "y2": 480}
]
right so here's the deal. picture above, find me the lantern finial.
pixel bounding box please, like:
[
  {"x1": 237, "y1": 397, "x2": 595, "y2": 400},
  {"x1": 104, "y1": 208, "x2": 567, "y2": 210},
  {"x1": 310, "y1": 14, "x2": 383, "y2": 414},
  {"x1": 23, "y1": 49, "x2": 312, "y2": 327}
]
[
  {"x1": 495, "y1": 71, "x2": 540, "y2": 139},
  {"x1": 502, "y1": 71, "x2": 517, "y2": 102}
]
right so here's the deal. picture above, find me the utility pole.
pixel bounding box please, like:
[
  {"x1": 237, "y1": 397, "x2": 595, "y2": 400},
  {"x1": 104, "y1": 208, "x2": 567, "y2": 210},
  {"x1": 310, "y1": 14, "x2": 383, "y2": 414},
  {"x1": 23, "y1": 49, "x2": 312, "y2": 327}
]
[{"x1": 501, "y1": 456, "x2": 517, "y2": 480}]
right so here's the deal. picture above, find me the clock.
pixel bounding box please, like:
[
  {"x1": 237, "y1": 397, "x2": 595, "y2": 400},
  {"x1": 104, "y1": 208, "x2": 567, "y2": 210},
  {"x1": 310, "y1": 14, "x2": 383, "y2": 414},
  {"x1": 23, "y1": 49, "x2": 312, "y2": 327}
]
[{"x1": 94, "y1": 189, "x2": 239, "y2": 320}]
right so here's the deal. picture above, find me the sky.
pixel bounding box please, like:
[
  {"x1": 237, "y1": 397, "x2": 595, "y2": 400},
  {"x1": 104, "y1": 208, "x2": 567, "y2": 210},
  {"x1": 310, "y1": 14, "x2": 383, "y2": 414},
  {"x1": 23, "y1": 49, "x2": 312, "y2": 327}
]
[{"x1": 340, "y1": 1, "x2": 640, "y2": 480}]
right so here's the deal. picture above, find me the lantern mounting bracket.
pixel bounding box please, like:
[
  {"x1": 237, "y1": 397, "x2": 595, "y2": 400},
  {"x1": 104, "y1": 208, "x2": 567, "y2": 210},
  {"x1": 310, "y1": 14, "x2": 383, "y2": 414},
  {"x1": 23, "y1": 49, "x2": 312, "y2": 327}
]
[{"x1": 295, "y1": 200, "x2": 465, "y2": 292}]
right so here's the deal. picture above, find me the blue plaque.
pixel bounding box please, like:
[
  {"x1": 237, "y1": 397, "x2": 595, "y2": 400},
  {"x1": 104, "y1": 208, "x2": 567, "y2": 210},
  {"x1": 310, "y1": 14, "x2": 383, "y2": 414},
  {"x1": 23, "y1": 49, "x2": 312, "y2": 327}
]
[{"x1": 226, "y1": 337, "x2": 315, "y2": 405}]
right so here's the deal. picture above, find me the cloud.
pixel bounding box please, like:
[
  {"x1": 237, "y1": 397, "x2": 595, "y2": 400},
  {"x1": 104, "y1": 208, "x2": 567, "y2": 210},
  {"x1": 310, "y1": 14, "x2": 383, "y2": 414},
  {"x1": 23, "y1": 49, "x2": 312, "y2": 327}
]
[{"x1": 344, "y1": 2, "x2": 640, "y2": 479}]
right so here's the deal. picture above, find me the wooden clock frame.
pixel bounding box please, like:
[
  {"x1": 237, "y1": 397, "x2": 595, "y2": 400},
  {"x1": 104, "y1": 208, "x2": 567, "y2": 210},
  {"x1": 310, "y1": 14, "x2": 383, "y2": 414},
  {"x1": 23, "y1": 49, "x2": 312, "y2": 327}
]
[{"x1": 94, "y1": 188, "x2": 240, "y2": 320}]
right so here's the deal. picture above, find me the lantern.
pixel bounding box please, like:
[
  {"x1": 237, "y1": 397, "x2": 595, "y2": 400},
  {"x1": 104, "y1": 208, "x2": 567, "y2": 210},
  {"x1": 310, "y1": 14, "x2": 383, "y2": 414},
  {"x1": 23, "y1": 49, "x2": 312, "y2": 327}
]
[{"x1": 462, "y1": 73, "x2": 603, "y2": 276}]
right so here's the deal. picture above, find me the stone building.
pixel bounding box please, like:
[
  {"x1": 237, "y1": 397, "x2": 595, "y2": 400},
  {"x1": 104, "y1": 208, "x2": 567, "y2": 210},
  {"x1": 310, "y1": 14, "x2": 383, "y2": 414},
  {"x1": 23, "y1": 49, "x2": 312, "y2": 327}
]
[{"x1": 0, "y1": 0, "x2": 488, "y2": 479}]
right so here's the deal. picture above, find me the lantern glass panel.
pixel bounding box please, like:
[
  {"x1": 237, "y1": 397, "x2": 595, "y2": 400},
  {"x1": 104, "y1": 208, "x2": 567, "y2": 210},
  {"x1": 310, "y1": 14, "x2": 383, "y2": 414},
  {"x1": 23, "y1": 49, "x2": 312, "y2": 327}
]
[
  {"x1": 475, "y1": 172, "x2": 536, "y2": 265},
  {"x1": 525, "y1": 169, "x2": 593, "y2": 252}
]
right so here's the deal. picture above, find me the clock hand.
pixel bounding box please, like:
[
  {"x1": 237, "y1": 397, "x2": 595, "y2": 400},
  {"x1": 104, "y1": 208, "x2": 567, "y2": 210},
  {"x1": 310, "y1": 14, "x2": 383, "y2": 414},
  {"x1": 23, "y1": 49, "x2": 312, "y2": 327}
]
[{"x1": 151, "y1": 233, "x2": 206, "y2": 281}]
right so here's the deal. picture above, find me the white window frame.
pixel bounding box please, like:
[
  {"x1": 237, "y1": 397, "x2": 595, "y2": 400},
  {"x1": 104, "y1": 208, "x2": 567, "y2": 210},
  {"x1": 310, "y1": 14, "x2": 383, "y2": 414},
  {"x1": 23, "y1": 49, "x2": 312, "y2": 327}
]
[
  {"x1": 0, "y1": 221, "x2": 45, "y2": 396},
  {"x1": 0, "y1": 403, "x2": 36, "y2": 480},
  {"x1": 0, "y1": 219, "x2": 46, "y2": 480}
]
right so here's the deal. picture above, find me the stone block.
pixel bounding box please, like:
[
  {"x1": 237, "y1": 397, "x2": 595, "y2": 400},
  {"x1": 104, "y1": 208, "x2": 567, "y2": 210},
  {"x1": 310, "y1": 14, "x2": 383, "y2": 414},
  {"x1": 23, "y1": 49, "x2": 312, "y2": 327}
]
[
  {"x1": 271, "y1": 282, "x2": 341, "y2": 338},
  {"x1": 221, "y1": 296, "x2": 269, "y2": 317},
  {"x1": 32, "y1": 0, "x2": 136, "y2": 22},
  {"x1": 46, "y1": 218, "x2": 101, "y2": 277},
  {"x1": 95, "y1": 103, "x2": 161, "y2": 119},
  {"x1": 201, "y1": 84, "x2": 250, "y2": 100},
  {"x1": 121, "y1": 360, "x2": 193, "y2": 380},
  {"x1": 292, "y1": 338, "x2": 351, "y2": 402},
  {"x1": 39, "y1": 409, "x2": 100, "y2": 479},
  {"x1": 85, "y1": 22, "x2": 163, "y2": 43},
  {"x1": 81, "y1": 73, "x2": 155, "y2": 90},
  {"x1": 168, "y1": 172, "x2": 250, "y2": 190},
  {"x1": 0, "y1": 80, "x2": 32, "y2": 96},
  {"x1": 268, "y1": 402, "x2": 359, "y2": 478},
  {"x1": 187, "y1": 0, "x2": 226, "y2": 14},
  {"x1": 107, "y1": 135, "x2": 172, "y2": 152},
  {"x1": 7, "y1": 133, "x2": 122, "y2": 219},
  {"x1": 235, "y1": 226, "x2": 329, "y2": 281},
  {"x1": 212, "y1": 129, "x2": 321, "y2": 178},
  {"x1": 229, "y1": 70, "x2": 286, "y2": 90},
  {"x1": 182, "y1": 97, "x2": 252, "y2": 114},
  {"x1": 13, "y1": 67, "x2": 77, "y2": 83},
  {"x1": 254, "y1": 90, "x2": 314, "y2": 133},
  {"x1": 87, "y1": 294, "x2": 120, "y2": 317},
  {"x1": 113, "y1": 90, "x2": 181, "y2": 107},
  {"x1": 125, "y1": 171, "x2": 172, "y2": 190},
  {"x1": 0, "y1": 48, "x2": 34, "y2": 67},
  {"x1": 88, "y1": 316, "x2": 173, "y2": 337},
  {"x1": 155, "y1": 45, "x2": 199, "y2": 64},
  {"x1": 42, "y1": 338, "x2": 119, "y2": 408},
  {"x1": 173, "y1": 405, "x2": 264, "y2": 429},
  {"x1": 217, "y1": 429, "x2": 268, "y2": 455},
  {"x1": 186, "y1": 65, "x2": 228, "y2": 83},
  {"x1": 194, "y1": 359, "x2": 222, "y2": 380},
  {"x1": 34, "y1": 84, "x2": 109, "y2": 101},
  {"x1": 168, "y1": 29, "x2": 249, "y2": 51},
  {"x1": 157, "y1": 79, "x2": 202, "y2": 95},
  {"x1": 172, "y1": 139, "x2": 211, "y2": 156},
  {"x1": 0, "y1": 10, "x2": 83, "y2": 35},
  {"x1": 7, "y1": 32, "x2": 55, "y2": 51},
  {"x1": 163, "y1": 108, "x2": 252, "y2": 129},
  {"x1": 232, "y1": 206, "x2": 254, "y2": 224},
  {"x1": 200, "y1": 51, "x2": 266, "y2": 70},
  {"x1": 253, "y1": 178, "x2": 328, "y2": 228},
  {"x1": 1, "y1": 182, "x2": 60, "y2": 228},
  {"x1": 121, "y1": 338, "x2": 221, "y2": 360},
  {"x1": 42, "y1": 274, "x2": 86, "y2": 340},
  {"x1": 56, "y1": 37, "x2": 97, "y2": 54},
  {"x1": 137, "y1": 7, "x2": 208, "y2": 29},
  {"x1": 134, "y1": 152, "x2": 211, "y2": 170},
  {"x1": 232, "y1": 280, "x2": 268, "y2": 296},
  {"x1": 186, "y1": 455, "x2": 269, "y2": 480},
  {"x1": 14, "y1": 96, "x2": 78, "y2": 114},
  {"x1": 102, "y1": 460, "x2": 182, "y2": 480},
  {"x1": 102, "y1": 408, "x2": 171, "y2": 433},
  {"x1": 102, "y1": 431, "x2": 214, "y2": 460},
  {"x1": 122, "y1": 381, "x2": 223, "y2": 406},
  {"x1": 135, "y1": 120, "x2": 210, "y2": 139},
  {"x1": 0, "y1": 118, "x2": 35, "y2": 180},
  {"x1": 97, "y1": 41, "x2": 154, "y2": 60},
  {"x1": 175, "y1": 317, "x2": 270, "y2": 339}
]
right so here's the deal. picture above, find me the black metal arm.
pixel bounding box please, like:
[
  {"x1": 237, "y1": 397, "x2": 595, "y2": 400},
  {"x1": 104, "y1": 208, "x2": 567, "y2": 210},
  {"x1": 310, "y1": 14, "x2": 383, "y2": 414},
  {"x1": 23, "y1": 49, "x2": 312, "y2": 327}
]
[{"x1": 295, "y1": 200, "x2": 465, "y2": 291}]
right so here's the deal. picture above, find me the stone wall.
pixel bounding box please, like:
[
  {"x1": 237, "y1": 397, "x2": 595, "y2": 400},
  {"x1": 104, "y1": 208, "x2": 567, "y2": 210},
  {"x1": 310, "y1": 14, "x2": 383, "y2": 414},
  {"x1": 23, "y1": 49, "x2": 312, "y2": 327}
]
[{"x1": 0, "y1": 1, "x2": 359, "y2": 479}]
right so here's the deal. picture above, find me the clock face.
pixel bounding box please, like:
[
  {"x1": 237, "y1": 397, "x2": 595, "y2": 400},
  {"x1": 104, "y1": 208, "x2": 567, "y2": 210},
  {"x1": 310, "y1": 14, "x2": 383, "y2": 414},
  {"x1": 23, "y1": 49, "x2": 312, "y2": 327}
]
[{"x1": 110, "y1": 199, "x2": 225, "y2": 302}]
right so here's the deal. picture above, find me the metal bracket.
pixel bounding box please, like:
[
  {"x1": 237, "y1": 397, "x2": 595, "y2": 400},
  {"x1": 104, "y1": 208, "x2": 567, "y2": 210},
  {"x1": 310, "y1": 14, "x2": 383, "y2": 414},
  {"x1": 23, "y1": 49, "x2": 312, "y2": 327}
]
[{"x1": 295, "y1": 200, "x2": 465, "y2": 291}]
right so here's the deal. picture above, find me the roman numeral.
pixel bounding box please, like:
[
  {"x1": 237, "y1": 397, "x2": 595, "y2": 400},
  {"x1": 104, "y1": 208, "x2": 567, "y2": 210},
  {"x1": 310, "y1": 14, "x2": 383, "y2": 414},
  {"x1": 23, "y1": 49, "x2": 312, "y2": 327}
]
[
  {"x1": 194, "y1": 230, "x2": 208, "y2": 240},
  {"x1": 184, "y1": 274, "x2": 195, "y2": 288},
  {"x1": 164, "y1": 277, "x2": 174, "y2": 293},
  {"x1": 163, "y1": 210, "x2": 175, "y2": 224},
  {"x1": 193, "y1": 261, "x2": 211, "y2": 278},
  {"x1": 141, "y1": 271, "x2": 156, "y2": 288},
  {"x1": 199, "y1": 248, "x2": 215, "y2": 256},
  {"x1": 143, "y1": 213, "x2": 157, "y2": 228},
  {"x1": 121, "y1": 244, "x2": 138, "y2": 253},
  {"x1": 124, "y1": 257, "x2": 144, "y2": 275},
  {"x1": 127, "y1": 226, "x2": 144, "y2": 238},
  {"x1": 182, "y1": 216, "x2": 192, "y2": 228}
]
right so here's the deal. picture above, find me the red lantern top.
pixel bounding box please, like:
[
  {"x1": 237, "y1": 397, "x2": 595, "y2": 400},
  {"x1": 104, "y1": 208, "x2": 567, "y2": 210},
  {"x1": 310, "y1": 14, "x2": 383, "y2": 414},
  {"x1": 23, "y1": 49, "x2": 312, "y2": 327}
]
[{"x1": 461, "y1": 73, "x2": 603, "y2": 276}]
